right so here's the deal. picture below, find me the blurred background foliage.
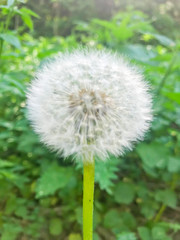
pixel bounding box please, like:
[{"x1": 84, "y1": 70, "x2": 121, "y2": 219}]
[{"x1": 0, "y1": 0, "x2": 180, "y2": 239}]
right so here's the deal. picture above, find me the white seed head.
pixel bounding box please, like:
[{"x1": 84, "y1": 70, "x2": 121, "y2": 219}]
[{"x1": 27, "y1": 49, "x2": 153, "y2": 163}]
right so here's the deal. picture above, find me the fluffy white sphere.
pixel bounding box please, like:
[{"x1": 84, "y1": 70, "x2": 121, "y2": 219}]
[{"x1": 27, "y1": 49, "x2": 152, "y2": 162}]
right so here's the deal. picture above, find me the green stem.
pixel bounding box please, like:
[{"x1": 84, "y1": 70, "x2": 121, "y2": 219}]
[
  {"x1": 153, "y1": 174, "x2": 178, "y2": 223},
  {"x1": 83, "y1": 159, "x2": 95, "y2": 240},
  {"x1": 154, "y1": 204, "x2": 166, "y2": 223}
]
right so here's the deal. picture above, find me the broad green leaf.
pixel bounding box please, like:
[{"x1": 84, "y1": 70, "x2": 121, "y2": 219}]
[
  {"x1": 117, "y1": 44, "x2": 156, "y2": 62},
  {"x1": 0, "y1": 169, "x2": 17, "y2": 180},
  {"x1": 120, "y1": 212, "x2": 137, "y2": 229},
  {"x1": 92, "y1": 18, "x2": 114, "y2": 30},
  {"x1": 117, "y1": 232, "x2": 137, "y2": 240},
  {"x1": 103, "y1": 209, "x2": 123, "y2": 230},
  {"x1": 1, "y1": 223, "x2": 22, "y2": 240},
  {"x1": 113, "y1": 16, "x2": 134, "y2": 42},
  {"x1": 0, "y1": 33, "x2": 21, "y2": 48},
  {"x1": 17, "y1": 131, "x2": 43, "y2": 154},
  {"x1": 159, "y1": 222, "x2": 180, "y2": 231},
  {"x1": 165, "y1": 92, "x2": 180, "y2": 105},
  {"x1": 136, "y1": 143, "x2": 169, "y2": 169},
  {"x1": 138, "y1": 227, "x2": 151, "y2": 240},
  {"x1": 140, "y1": 200, "x2": 159, "y2": 219},
  {"x1": 167, "y1": 157, "x2": 180, "y2": 173},
  {"x1": 155, "y1": 189, "x2": 177, "y2": 208},
  {"x1": 94, "y1": 233, "x2": 100, "y2": 240},
  {"x1": 15, "y1": 205, "x2": 28, "y2": 218},
  {"x1": 19, "y1": 8, "x2": 39, "y2": 30},
  {"x1": 0, "y1": 159, "x2": 15, "y2": 168},
  {"x1": 151, "y1": 226, "x2": 170, "y2": 240},
  {"x1": 68, "y1": 233, "x2": 82, "y2": 240},
  {"x1": 21, "y1": 14, "x2": 33, "y2": 30},
  {"x1": 20, "y1": 7, "x2": 40, "y2": 18},
  {"x1": 114, "y1": 182, "x2": 135, "y2": 204},
  {"x1": 104, "y1": 210, "x2": 136, "y2": 231},
  {"x1": 35, "y1": 161, "x2": 73, "y2": 198},
  {"x1": 152, "y1": 33, "x2": 175, "y2": 47},
  {"x1": 49, "y1": 218, "x2": 62, "y2": 236}
]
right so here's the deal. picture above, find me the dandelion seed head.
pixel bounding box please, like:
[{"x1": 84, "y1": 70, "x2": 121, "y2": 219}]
[{"x1": 27, "y1": 49, "x2": 153, "y2": 163}]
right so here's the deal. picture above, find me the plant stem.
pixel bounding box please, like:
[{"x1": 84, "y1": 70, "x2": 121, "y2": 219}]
[
  {"x1": 83, "y1": 159, "x2": 95, "y2": 240},
  {"x1": 154, "y1": 204, "x2": 166, "y2": 223},
  {"x1": 153, "y1": 174, "x2": 178, "y2": 223}
]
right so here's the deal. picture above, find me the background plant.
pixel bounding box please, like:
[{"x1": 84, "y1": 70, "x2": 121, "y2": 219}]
[{"x1": 0, "y1": 0, "x2": 180, "y2": 240}]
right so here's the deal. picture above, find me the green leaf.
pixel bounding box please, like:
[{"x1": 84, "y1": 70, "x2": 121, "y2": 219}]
[
  {"x1": 35, "y1": 161, "x2": 73, "y2": 198},
  {"x1": 114, "y1": 182, "x2": 135, "y2": 204},
  {"x1": 1, "y1": 223, "x2": 22, "y2": 240},
  {"x1": 68, "y1": 233, "x2": 82, "y2": 240},
  {"x1": 117, "y1": 232, "x2": 137, "y2": 240},
  {"x1": 155, "y1": 189, "x2": 177, "y2": 208},
  {"x1": 21, "y1": 14, "x2": 33, "y2": 30},
  {"x1": 19, "y1": 7, "x2": 39, "y2": 30},
  {"x1": 120, "y1": 212, "x2": 137, "y2": 229},
  {"x1": 0, "y1": 169, "x2": 18, "y2": 180},
  {"x1": 113, "y1": 16, "x2": 133, "y2": 42},
  {"x1": 94, "y1": 233, "x2": 100, "y2": 240},
  {"x1": 20, "y1": 7, "x2": 40, "y2": 18},
  {"x1": 15, "y1": 205, "x2": 28, "y2": 218},
  {"x1": 159, "y1": 222, "x2": 180, "y2": 231},
  {"x1": 95, "y1": 155, "x2": 119, "y2": 194},
  {"x1": 138, "y1": 227, "x2": 151, "y2": 240},
  {"x1": 118, "y1": 44, "x2": 156, "y2": 62},
  {"x1": 152, "y1": 33, "x2": 175, "y2": 47},
  {"x1": 75, "y1": 207, "x2": 82, "y2": 225},
  {"x1": 136, "y1": 143, "x2": 169, "y2": 169},
  {"x1": 151, "y1": 226, "x2": 170, "y2": 240},
  {"x1": 140, "y1": 201, "x2": 158, "y2": 219},
  {"x1": 5, "y1": 194, "x2": 17, "y2": 215},
  {"x1": 0, "y1": 33, "x2": 21, "y2": 48},
  {"x1": 167, "y1": 157, "x2": 180, "y2": 173},
  {"x1": 103, "y1": 209, "x2": 123, "y2": 230},
  {"x1": 103, "y1": 209, "x2": 136, "y2": 234},
  {"x1": 0, "y1": 159, "x2": 15, "y2": 168},
  {"x1": 165, "y1": 92, "x2": 180, "y2": 105},
  {"x1": 49, "y1": 218, "x2": 62, "y2": 236}
]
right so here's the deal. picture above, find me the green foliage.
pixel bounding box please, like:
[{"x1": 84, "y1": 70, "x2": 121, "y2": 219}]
[
  {"x1": 117, "y1": 233, "x2": 137, "y2": 240},
  {"x1": 138, "y1": 227, "x2": 151, "y2": 240},
  {"x1": 0, "y1": 0, "x2": 180, "y2": 239},
  {"x1": 0, "y1": 33, "x2": 21, "y2": 48},
  {"x1": 117, "y1": 232, "x2": 137, "y2": 240},
  {"x1": 49, "y1": 217, "x2": 62, "y2": 236},
  {"x1": 137, "y1": 142, "x2": 169, "y2": 169},
  {"x1": 155, "y1": 189, "x2": 177, "y2": 208},
  {"x1": 95, "y1": 156, "x2": 120, "y2": 194},
  {"x1": 36, "y1": 161, "x2": 74, "y2": 198},
  {"x1": 114, "y1": 182, "x2": 135, "y2": 204},
  {"x1": 138, "y1": 225, "x2": 172, "y2": 240},
  {"x1": 104, "y1": 210, "x2": 136, "y2": 234}
]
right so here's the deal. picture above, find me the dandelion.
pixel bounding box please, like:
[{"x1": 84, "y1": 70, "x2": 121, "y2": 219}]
[{"x1": 27, "y1": 48, "x2": 152, "y2": 240}]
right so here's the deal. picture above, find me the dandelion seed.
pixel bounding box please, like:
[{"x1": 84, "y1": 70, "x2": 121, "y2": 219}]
[{"x1": 27, "y1": 49, "x2": 152, "y2": 163}]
